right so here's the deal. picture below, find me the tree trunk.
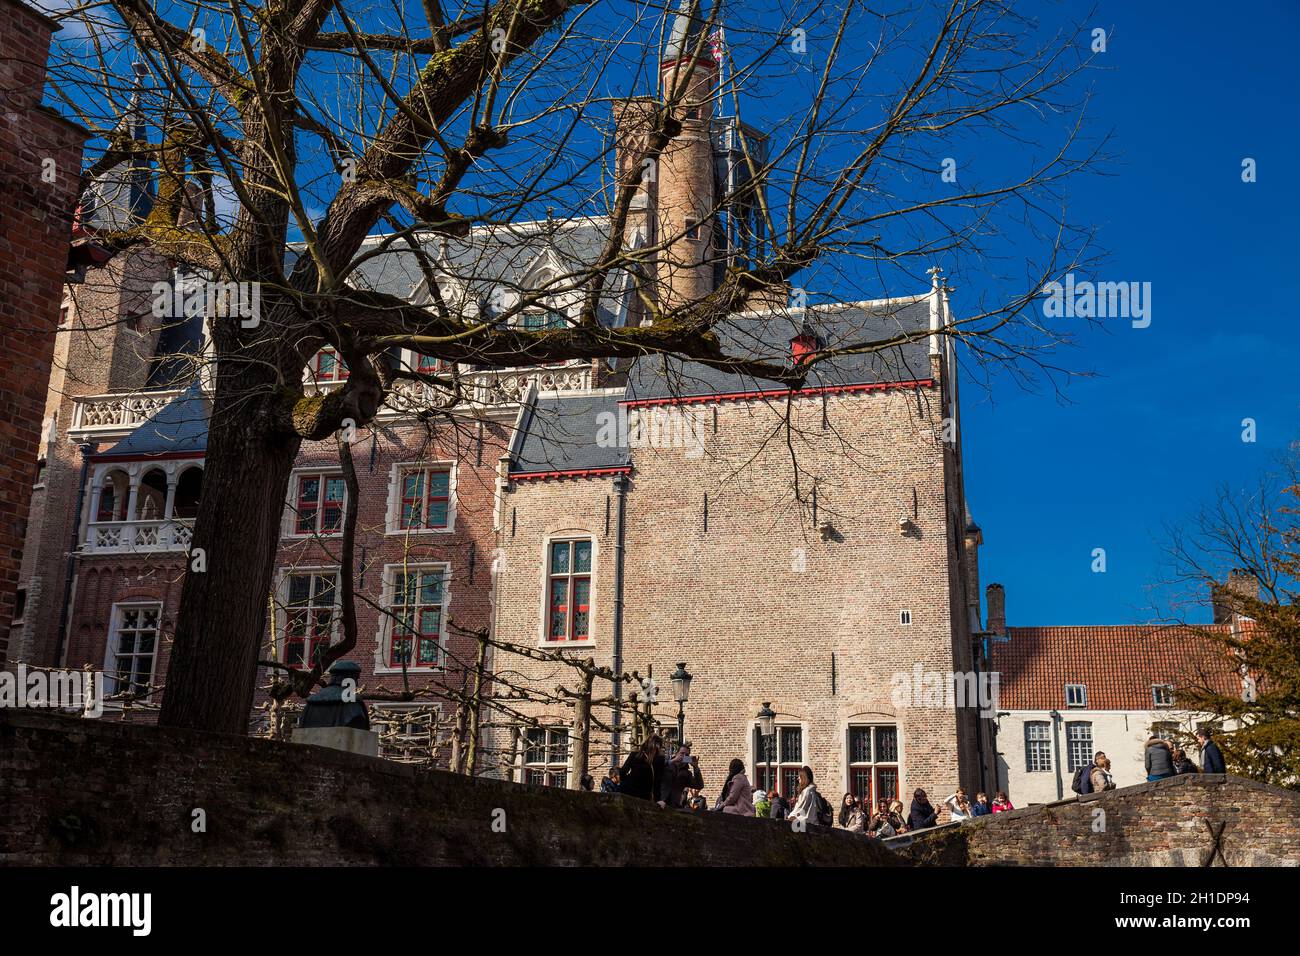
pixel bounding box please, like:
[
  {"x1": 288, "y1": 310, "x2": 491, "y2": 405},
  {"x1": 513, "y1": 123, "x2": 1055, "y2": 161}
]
[{"x1": 158, "y1": 379, "x2": 301, "y2": 733}]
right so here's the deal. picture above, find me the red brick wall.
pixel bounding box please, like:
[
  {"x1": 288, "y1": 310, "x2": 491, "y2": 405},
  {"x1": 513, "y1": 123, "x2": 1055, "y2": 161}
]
[{"x1": 0, "y1": 0, "x2": 88, "y2": 660}]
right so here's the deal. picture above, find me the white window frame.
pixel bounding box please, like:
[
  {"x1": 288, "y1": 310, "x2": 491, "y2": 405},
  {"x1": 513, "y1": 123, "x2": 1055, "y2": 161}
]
[
  {"x1": 385, "y1": 461, "x2": 457, "y2": 535},
  {"x1": 1152, "y1": 684, "x2": 1175, "y2": 708},
  {"x1": 1065, "y1": 721, "x2": 1093, "y2": 772},
  {"x1": 274, "y1": 566, "x2": 341, "y2": 669},
  {"x1": 103, "y1": 602, "x2": 163, "y2": 702},
  {"x1": 283, "y1": 468, "x2": 347, "y2": 539},
  {"x1": 1024, "y1": 720, "x2": 1053, "y2": 773},
  {"x1": 899, "y1": 609, "x2": 913, "y2": 626},
  {"x1": 520, "y1": 726, "x2": 571, "y2": 788},
  {"x1": 1065, "y1": 683, "x2": 1087, "y2": 708},
  {"x1": 372, "y1": 703, "x2": 443, "y2": 762},
  {"x1": 539, "y1": 536, "x2": 596, "y2": 647},
  {"x1": 374, "y1": 562, "x2": 451, "y2": 674}
]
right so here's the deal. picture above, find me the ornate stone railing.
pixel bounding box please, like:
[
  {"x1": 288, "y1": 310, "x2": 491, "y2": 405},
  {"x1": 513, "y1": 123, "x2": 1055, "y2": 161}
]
[
  {"x1": 69, "y1": 389, "x2": 186, "y2": 439},
  {"x1": 85, "y1": 519, "x2": 194, "y2": 554}
]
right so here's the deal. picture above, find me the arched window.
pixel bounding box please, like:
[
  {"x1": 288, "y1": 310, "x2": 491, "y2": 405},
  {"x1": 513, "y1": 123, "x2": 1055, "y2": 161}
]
[
  {"x1": 137, "y1": 468, "x2": 167, "y2": 520},
  {"x1": 173, "y1": 466, "x2": 203, "y2": 519},
  {"x1": 96, "y1": 469, "x2": 130, "y2": 522}
]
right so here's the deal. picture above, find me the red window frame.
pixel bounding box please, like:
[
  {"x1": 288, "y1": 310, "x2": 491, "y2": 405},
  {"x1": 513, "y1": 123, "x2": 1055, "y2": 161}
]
[
  {"x1": 311, "y1": 347, "x2": 349, "y2": 382},
  {"x1": 283, "y1": 572, "x2": 337, "y2": 669},
  {"x1": 387, "y1": 568, "x2": 445, "y2": 668},
  {"x1": 547, "y1": 539, "x2": 592, "y2": 642},
  {"x1": 293, "y1": 473, "x2": 345, "y2": 536},
  {"x1": 414, "y1": 352, "x2": 447, "y2": 374},
  {"x1": 398, "y1": 467, "x2": 451, "y2": 530},
  {"x1": 847, "y1": 725, "x2": 900, "y2": 809}
]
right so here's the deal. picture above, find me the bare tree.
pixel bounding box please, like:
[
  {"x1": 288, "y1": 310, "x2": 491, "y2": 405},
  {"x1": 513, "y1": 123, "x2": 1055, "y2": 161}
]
[{"x1": 40, "y1": 0, "x2": 1103, "y2": 733}]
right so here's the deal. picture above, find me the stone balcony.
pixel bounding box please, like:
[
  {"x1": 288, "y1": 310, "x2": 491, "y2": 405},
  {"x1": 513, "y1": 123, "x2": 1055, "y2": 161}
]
[
  {"x1": 67, "y1": 365, "x2": 595, "y2": 441},
  {"x1": 84, "y1": 519, "x2": 195, "y2": 554}
]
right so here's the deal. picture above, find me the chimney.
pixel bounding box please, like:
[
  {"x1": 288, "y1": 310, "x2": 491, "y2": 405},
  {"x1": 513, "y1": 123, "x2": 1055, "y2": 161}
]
[
  {"x1": 985, "y1": 583, "x2": 1006, "y2": 636},
  {"x1": 1211, "y1": 568, "x2": 1257, "y2": 624}
]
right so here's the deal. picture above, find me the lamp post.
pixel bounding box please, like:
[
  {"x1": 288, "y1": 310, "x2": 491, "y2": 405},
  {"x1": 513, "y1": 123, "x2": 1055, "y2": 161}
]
[
  {"x1": 670, "y1": 662, "x2": 692, "y2": 749},
  {"x1": 756, "y1": 701, "x2": 776, "y2": 795}
]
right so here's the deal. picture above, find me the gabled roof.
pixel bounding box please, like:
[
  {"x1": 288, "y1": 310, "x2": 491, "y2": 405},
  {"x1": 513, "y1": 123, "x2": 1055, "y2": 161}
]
[
  {"x1": 991, "y1": 624, "x2": 1242, "y2": 711},
  {"x1": 98, "y1": 382, "x2": 210, "y2": 459}
]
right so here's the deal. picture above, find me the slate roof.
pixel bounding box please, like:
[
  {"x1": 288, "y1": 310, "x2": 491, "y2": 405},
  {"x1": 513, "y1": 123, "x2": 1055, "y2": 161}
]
[
  {"x1": 99, "y1": 382, "x2": 210, "y2": 458},
  {"x1": 625, "y1": 295, "x2": 933, "y2": 403},
  {"x1": 991, "y1": 625, "x2": 1242, "y2": 711},
  {"x1": 510, "y1": 391, "x2": 631, "y2": 476}
]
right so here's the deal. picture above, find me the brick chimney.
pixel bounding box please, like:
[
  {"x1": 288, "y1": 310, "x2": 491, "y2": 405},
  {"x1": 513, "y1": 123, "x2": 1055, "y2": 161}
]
[
  {"x1": 1211, "y1": 568, "x2": 1257, "y2": 624},
  {"x1": 985, "y1": 583, "x2": 1006, "y2": 636}
]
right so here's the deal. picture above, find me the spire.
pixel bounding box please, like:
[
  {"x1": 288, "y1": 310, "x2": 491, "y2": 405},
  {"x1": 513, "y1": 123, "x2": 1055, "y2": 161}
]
[
  {"x1": 663, "y1": 0, "x2": 713, "y2": 65},
  {"x1": 81, "y1": 60, "x2": 155, "y2": 230}
]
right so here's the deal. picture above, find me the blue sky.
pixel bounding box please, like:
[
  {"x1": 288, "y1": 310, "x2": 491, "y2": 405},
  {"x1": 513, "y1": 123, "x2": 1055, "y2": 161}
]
[{"x1": 961, "y1": 0, "x2": 1300, "y2": 625}]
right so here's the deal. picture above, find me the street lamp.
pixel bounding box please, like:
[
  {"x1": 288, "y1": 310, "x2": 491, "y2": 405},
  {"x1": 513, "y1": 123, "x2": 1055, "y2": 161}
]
[
  {"x1": 670, "y1": 662, "x2": 692, "y2": 748},
  {"x1": 756, "y1": 702, "x2": 776, "y2": 796}
]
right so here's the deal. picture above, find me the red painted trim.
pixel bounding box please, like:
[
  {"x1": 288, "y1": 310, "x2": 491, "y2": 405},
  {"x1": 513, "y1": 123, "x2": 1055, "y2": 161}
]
[
  {"x1": 511, "y1": 466, "x2": 633, "y2": 482},
  {"x1": 91, "y1": 451, "x2": 207, "y2": 462},
  {"x1": 620, "y1": 378, "x2": 935, "y2": 409},
  {"x1": 660, "y1": 55, "x2": 718, "y2": 74}
]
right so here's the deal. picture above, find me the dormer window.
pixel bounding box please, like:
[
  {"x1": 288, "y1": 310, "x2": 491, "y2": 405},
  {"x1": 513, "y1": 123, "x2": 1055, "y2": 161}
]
[
  {"x1": 1152, "y1": 684, "x2": 1175, "y2": 708},
  {"x1": 1065, "y1": 683, "x2": 1087, "y2": 708},
  {"x1": 522, "y1": 309, "x2": 565, "y2": 331}
]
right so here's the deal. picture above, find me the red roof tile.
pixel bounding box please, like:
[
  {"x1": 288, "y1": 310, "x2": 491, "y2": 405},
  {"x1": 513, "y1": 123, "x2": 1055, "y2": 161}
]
[{"x1": 990, "y1": 624, "x2": 1242, "y2": 710}]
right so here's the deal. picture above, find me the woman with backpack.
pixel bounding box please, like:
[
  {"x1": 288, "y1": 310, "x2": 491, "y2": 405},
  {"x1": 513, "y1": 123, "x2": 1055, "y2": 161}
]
[{"x1": 788, "y1": 766, "x2": 829, "y2": 826}]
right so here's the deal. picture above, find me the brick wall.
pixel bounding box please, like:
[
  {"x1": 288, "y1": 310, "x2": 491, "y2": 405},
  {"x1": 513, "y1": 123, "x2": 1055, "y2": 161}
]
[
  {"x1": 886, "y1": 773, "x2": 1300, "y2": 866},
  {"x1": 0, "y1": 709, "x2": 903, "y2": 866},
  {"x1": 0, "y1": 0, "x2": 88, "y2": 661}
]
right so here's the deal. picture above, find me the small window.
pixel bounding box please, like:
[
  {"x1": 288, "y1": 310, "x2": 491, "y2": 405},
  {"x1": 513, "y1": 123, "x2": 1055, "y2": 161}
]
[
  {"x1": 521, "y1": 310, "x2": 565, "y2": 331},
  {"x1": 899, "y1": 609, "x2": 912, "y2": 626},
  {"x1": 522, "y1": 727, "x2": 570, "y2": 787},
  {"x1": 684, "y1": 106, "x2": 701, "y2": 120},
  {"x1": 397, "y1": 466, "x2": 452, "y2": 531},
  {"x1": 1065, "y1": 683, "x2": 1087, "y2": 708},
  {"x1": 1152, "y1": 684, "x2": 1175, "y2": 708},
  {"x1": 281, "y1": 571, "x2": 338, "y2": 669},
  {"x1": 13, "y1": 588, "x2": 27, "y2": 623},
  {"x1": 291, "y1": 473, "x2": 346, "y2": 537},
  {"x1": 34, "y1": 458, "x2": 47, "y2": 486},
  {"x1": 1025, "y1": 721, "x2": 1052, "y2": 772},
  {"x1": 546, "y1": 539, "x2": 592, "y2": 642},
  {"x1": 684, "y1": 218, "x2": 702, "y2": 241},
  {"x1": 310, "y1": 346, "x2": 349, "y2": 382}
]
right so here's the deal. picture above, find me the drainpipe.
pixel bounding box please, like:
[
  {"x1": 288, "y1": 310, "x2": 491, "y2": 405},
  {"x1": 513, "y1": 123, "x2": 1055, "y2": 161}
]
[
  {"x1": 610, "y1": 472, "x2": 629, "y2": 763},
  {"x1": 54, "y1": 442, "x2": 94, "y2": 667},
  {"x1": 1050, "y1": 709, "x2": 1064, "y2": 800}
]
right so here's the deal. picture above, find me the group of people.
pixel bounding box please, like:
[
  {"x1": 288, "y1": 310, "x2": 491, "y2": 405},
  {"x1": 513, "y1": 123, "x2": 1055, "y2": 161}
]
[
  {"x1": 598, "y1": 734, "x2": 832, "y2": 823},
  {"x1": 1143, "y1": 728, "x2": 1226, "y2": 781},
  {"x1": 593, "y1": 735, "x2": 1013, "y2": 835}
]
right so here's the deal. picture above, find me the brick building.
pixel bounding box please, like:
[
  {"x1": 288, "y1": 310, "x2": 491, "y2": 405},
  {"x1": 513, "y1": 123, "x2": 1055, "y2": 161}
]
[
  {"x1": 0, "y1": 0, "x2": 88, "y2": 660},
  {"x1": 13, "y1": 1, "x2": 997, "y2": 804},
  {"x1": 988, "y1": 582, "x2": 1245, "y2": 805}
]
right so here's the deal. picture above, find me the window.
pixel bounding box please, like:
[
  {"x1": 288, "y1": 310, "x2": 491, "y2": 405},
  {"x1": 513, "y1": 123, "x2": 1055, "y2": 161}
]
[
  {"x1": 1025, "y1": 721, "x2": 1052, "y2": 772},
  {"x1": 684, "y1": 218, "x2": 701, "y2": 240},
  {"x1": 398, "y1": 466, "x2": 451, "y2": 531},
  {"x1": 754, "y1": 725, "x2": 803, "y2": 798},
  {"x1": 546, "y1": 539, "x2": 592, "y2": 642},
  {"x1": 523, "y1": 727, "x2": 570, "y2": 787},
  {"x1": 1065, "y1": 721, "x2": 1093, "y2": 772},
  {"x1": 521, "y1": 309, "x2": 565, "y2": 331},
  {"x1": 1152, "y1": 684, "x2": 1175, "y2": 708},
  {"x1": 684, "y1": 106, "x2": 701, "y2": 120},
  {"x1": 291, "y1": 473, "x2": 346, "y2": 536},
  {"x1": 310, "y1": 346, "x2": 349, "y2": 381},
  {"x1": 899, "y1": 609, "x2": 912, "y2": 626},
  {"x1": 1065, "y1": 683, "x2": 1087, "y2": 708},
  {"x1": 847, "y1": 725, "x2": 900, "y2": 807},
  {"x1": 385, "y1": 566, "x2": 447, "y2": 668},
  {"x1": 106, "y1": 604, "x2": 161, "y2": 698},
  {"x1": 13, "y1": 587, "x2": 26, "y2": 623},
  {"x1": 282, "y1": 571, "x2": 338, "y2": 669},
  {"x1": 374, "y1": 706, "x2": 440, "y2": 762},
  {"x1": 413, "y1": 352, "x2": 449, "y2": 375}
]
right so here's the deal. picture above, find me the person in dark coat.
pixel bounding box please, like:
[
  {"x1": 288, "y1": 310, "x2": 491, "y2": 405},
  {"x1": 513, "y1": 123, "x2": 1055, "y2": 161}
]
[
  {"x1": 768, "y1": 786, "x2": 789, "y2": 820},
  {"x1": 619, "y1": 735, "x2": 666, "y2": 805},
  {"x1": 1171, "y1": 748, "x2": 1199, "y2": 774},
  {"x1": 1144, "y1": 736, "x2": 1176, "y2": 781},
  {"x1": 907, "y1": 788, "x2": 939, "y2": 831},
  {"x1": 1197, "y1": 729, "x2": 1227, "y2": 774},
  {"x1": 600, "y1": 767, "x2": 621, "y2": 793},
  {"x1": 660, "y1": 741, "x2": 704, "y2": 809}
]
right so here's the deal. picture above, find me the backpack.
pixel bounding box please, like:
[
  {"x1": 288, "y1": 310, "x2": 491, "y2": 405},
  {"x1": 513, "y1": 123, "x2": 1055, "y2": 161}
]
[
  {"x1": 814, "y1": 791, "x2": 834, "y2": 827},
  {"x1": 1071, "y1": 765, "x2": 1094, "y2": 795}
]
